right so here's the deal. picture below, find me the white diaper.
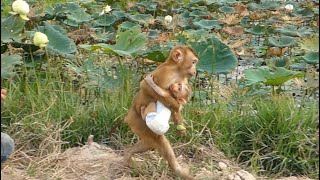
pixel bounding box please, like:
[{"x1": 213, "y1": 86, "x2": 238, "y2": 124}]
[{"x1": 145, "y1": 101, "x2": 171, "y2": 135}]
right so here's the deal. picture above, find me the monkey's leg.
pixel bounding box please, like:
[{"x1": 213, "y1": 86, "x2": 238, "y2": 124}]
[
  {"x1": 124, "y1": 141, "x2": 151, "y2": 167},
  {"x1": 140, "y1": 102, "x2": 156, "y2": 120},
  {"x1": 156, "y1": 135, "x2": 194, "y2": 180}
]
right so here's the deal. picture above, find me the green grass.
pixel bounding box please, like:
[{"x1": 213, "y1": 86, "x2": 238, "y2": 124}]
[
  {"x1": 1, "y1": 66, "x2": 137, "y2": 150},
  {"x1": 187, "y1": 95, "x2": 319, "y2": 178},
  {"x1": 1, "y1": 63, "x2": 319, "y2": 178}
]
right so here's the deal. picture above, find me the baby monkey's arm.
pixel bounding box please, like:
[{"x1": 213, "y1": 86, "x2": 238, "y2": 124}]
[{"x1": 144, "y1": 74, "x2": 170, "y2": 97}]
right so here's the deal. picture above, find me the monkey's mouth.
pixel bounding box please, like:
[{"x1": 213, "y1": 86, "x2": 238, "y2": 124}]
[{"x1": 188, "y1": 72, "x2": 196, "y2": 77}]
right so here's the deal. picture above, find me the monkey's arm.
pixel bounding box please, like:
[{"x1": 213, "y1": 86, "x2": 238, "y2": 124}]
[
  {"x1": 140, "y1": 80, "x2": 181, "y2": 112},
  {"x1": 144, "y1": 74, "x2": 170, "y2": 97},
  {"x1": 141, "y1": 75, "x2": 186, "y2": 135},
  {"x1": 140, "y1": 80, "x2": 186, "y2": 135}
]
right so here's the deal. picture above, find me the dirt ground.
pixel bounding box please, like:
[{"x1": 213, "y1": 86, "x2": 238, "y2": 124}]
[{"x1": 1, "y1": 140, "x2": 315, "y2": 180}]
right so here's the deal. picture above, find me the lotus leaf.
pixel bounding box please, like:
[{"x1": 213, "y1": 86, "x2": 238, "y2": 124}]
[
  {"x1": 181, "y1": 29, "x2": 210, "y2": 43},
  {"x1": 63, "y1": 19, "x2": 79, "y2": 27},
  {"x1": 189, "y1": 10, "x2": 209, "y2": 17},
  {"x1": 275, "y1": 25, "x2": 313, "y2": 37},
  {"x1": 191, "y1": 35, "x2": 237, "y2": 74},
  {"x1": 243, "y1": 67, "x2": 304, "y2": 86},
  {"x1": 247, "y1": 3, "x2": 260, "y2": 11},
  {"x1": 266, "y1": 57, "x2": 291, "y2": 69},
  {"x1": 112, "y1": 11, "x2": 128, "y2": 19},
  {"x1": 194, "y1": 19, "x2": 222, "y2": 30},
  {"x1": 218, "y1": 0, "x2": 237, "y2": 4},
  {"x1": 299, "y1": 36, "x2": 319, "y2": 52},
  {"x1": 94, "y1": 14, "x2": 117, "y2": 27},
  {"x1": 1, "y1": 15, "x2": 26, "y2": 43},
  {"x1": 240, "y1": 17, "x2": 251, "y2": 27},
  {"x1": 140, "y1": 45, "x2": 170, "y2": 62},
  {"x1": 245, "y1": 25, "x2": 267, "y2": 35},
  {"x1": 254, "y1": 47, "x2": 267, "y2": 58},
  {"x1": 136, "y1": 1, "x2": 157, "y2": 11},
  {"x1": 190, "y1": 0, "x2": 205, "y2": 4},
  {"x1": 148, "y1": 30, "x2": 161, "y2": 39},
  {"x1": 303, "y1": 52, "x2": 319, "y2": 64},
  {"x1": 289, "y1": 63, "x2": 306, "y2": 71},
  {"x1": 248, "y1": 1, "x2": 280, "y2": 11},
  {"x1": 1, "y1": 54, "x2": 23, "y2": 79},
  {"x1": 293, "y1": 8, "x2": 314, "y2": 18},
  {"x1": 81, "y1": 27, "x2": 147, "y2": 58},
  {"x1": 129, "y1": 14, "x2": 153, "y2": 24},
  {"x1": 258, "y1": 1, "x2": 280, "y2": 10},
  {"x1": 77, "y1": 57, "x2": 123, "y2": 90},
  {"x1": 118, "y1": 21, "x2": 141, "y2": 31},
  {"x1": 218, "y1": 6, "x2": 235, "y2": 14},
  {"x1": 38, "y1": 22, "x2": 77, "y2": 58},
  {"x1": 268, "y1": 36, "x2": 296, "y2": 48},
  {"x1": 67, "y1": 9, "x2": 92, "y2": 23},
  {"x1": 93, "y1": 32, "x2": 114, "y2": 43}
]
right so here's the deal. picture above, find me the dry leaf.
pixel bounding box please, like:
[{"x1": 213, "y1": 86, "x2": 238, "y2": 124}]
[
  {"x1": 306, "y1": 67, "x2": 319, "y2": 88},
  {"x1": 236, "y1": 49, "x2": 245, "y2": 56},
  {"x1": 249, "y1": 12, "x2": 262, "y2": 20},
  {"x1": 223, "y1": 26, "x2": 244, "y2": 36},
  {"x1": 293, "y1": 78, "x2": 304, "y2": 87},
  {"x1": 230, "y1": 38, "x2": 249, "y2": 49},
  {"x1": 219, "y1": 14, "x2": 240, "y2": 25},
  {"x1": 234, "y1": 4, "x2": 249, "y2": 16},
  {"x1": 266, "y1": 47, "x2": 288, "y2": 57},
  {"x1": 68, "y1": 28, "x2": 96, "y2": 44}
]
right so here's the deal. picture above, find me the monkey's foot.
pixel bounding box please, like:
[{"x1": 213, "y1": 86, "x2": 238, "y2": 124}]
[
  {"x1": 123, "y1": 156, "x2": 133, "y2": 168},
  {"x1": 175, "y1": 165, "x2": 194, "y2": 180}
]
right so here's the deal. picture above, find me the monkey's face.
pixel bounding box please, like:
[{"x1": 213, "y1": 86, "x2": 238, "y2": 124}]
[
  {"x1": 170, "y1": 83, "x2": 187, "y2": 99},
  {"x1": 182, "y1": 51, "x2": 198, "y2": 78}
]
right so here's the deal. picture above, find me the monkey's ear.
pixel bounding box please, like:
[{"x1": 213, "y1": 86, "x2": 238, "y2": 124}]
[
  {"x1": 177, "y1": 98, "x2": 187, "y2": 105},
  {"x1": 172, "y1": 49, "x2": 183, "y2": 62}
]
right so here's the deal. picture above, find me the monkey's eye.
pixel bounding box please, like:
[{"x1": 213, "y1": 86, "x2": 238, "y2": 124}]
[{"x1": 193, "y1": 59, "x2": 198, "y2": 64}]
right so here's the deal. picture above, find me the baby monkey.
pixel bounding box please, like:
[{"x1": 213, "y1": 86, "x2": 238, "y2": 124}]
[{"x1": 140, "y1": 74, "x2": 192, "y2": 135}]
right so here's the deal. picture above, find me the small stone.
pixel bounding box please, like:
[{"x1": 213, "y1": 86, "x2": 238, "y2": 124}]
[
  {"x1": 236, "y1": 170, "x2": 256, "y2": 180},
  {"x1": 228, "y1": 174, "x2": 234, "y2": 180},
  {"x1": 234, "y1": 175, "x2": 242, "y2": 180},
  {"x1": 218, "y1": 162, "x2": 228, "y2": 170}
]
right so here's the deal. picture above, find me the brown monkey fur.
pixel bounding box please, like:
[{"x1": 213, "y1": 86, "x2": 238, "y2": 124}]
[{"x1": 124, "y1": 46, "x2": 198, "y2": 180}]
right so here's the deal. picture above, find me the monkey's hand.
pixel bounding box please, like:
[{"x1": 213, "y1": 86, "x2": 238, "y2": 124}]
[
  {"x1": 144, "y1": 74, "x2": 168, "y2": 97},
  {"x1": 1, "y1": 88, "x2": 7, "y2": 101},
  {"x1": 144, "y1": 74, "x2": 153, "y2": 83}
]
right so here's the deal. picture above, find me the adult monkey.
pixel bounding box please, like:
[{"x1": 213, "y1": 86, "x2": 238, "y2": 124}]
[{"x1": 124, "y1": 46, "x2": 198, "y2": 180}]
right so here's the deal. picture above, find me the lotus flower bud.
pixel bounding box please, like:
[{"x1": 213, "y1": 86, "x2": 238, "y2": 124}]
[
  {"x1": 284, "y1": 4, "x2": 294, "y2": 11},
  {"x1": 99, "y1": 5, "x2": 112, "y2": 16},
  {"x1": 33, "y1": 32, "x2": 49, "y2": 48},
  {"x1": 11, "y1": 0, "x2": 30, "y2": 20},
  {"x1": 164, "y1": 15, "x2": 173, "y2": 24}
]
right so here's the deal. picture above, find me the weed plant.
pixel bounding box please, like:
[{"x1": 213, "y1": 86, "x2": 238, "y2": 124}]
[{"x1": 1, "y1": 66, "x2": 318, "y2": 178}]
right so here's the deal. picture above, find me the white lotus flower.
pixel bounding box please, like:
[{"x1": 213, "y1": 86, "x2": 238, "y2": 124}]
[
  {"x1": 164, "y1": 15, "x2": 173, "y2": 24},
  {"x1": 99, "y1": 5, "x2": 112, "y2": 16},
  {"x1": 285, "y1": 4, "x2": 294, "y2": 11},
  {"x1": 10, "y1": 0, "x2": 30, "y2": 20},
  {"x1": 33, "y1": 32, "x2": 49, "y2": 48}
]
